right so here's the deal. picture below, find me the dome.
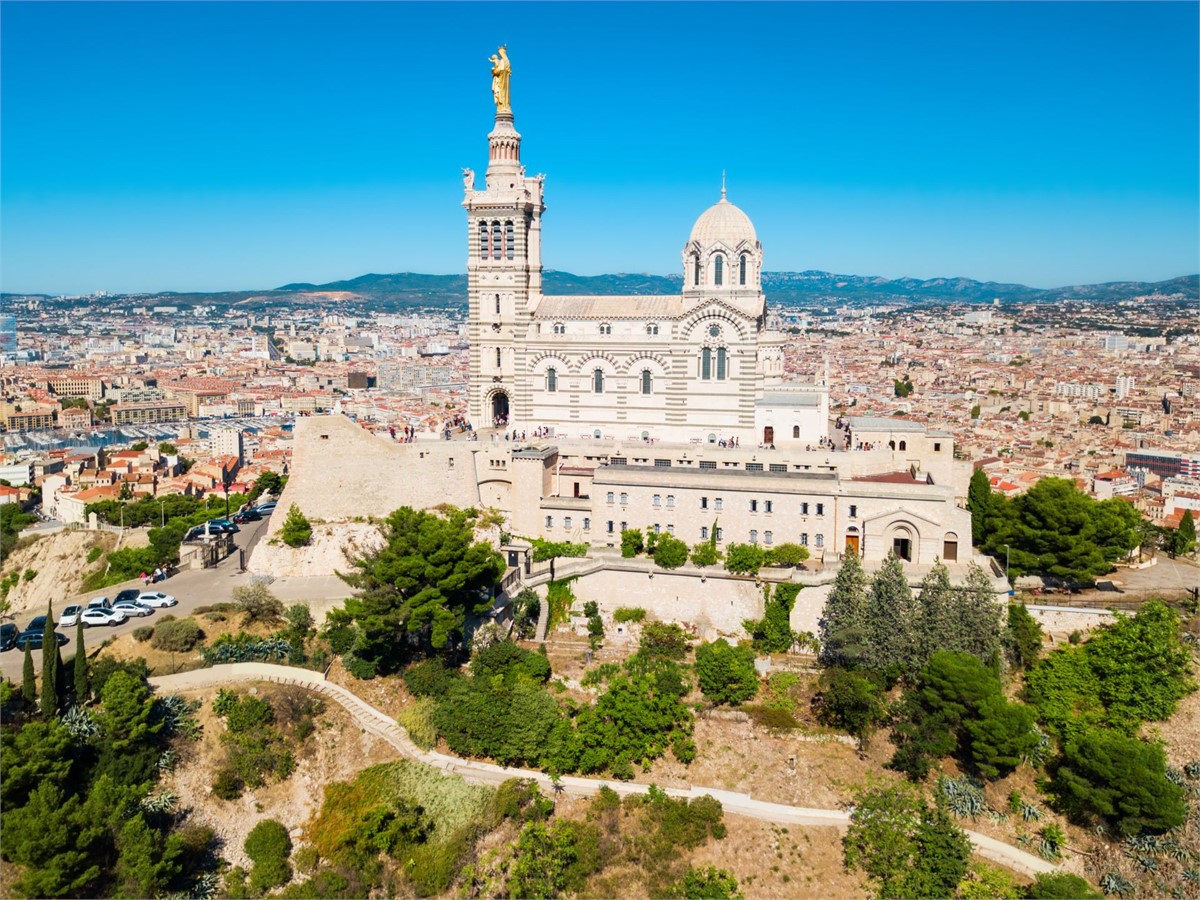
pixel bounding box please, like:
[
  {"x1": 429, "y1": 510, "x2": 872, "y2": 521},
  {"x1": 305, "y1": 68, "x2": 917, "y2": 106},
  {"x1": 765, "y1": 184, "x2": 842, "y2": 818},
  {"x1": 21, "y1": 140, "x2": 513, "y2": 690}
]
[{"x1": 688, "y1": 193, "x2": 757, "y2": 248}]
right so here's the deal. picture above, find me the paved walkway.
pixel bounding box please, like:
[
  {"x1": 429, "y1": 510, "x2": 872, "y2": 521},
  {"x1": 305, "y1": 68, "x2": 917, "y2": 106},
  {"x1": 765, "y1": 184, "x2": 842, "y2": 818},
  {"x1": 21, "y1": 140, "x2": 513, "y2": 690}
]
[{"x1": 149, "y1": 663, "x2": 1058, "y2": 879}]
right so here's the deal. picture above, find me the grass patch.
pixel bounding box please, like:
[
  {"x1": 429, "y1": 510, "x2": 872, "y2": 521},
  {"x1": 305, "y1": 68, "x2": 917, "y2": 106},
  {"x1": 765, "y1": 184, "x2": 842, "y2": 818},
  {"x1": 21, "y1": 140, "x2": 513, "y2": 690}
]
[{"x1": 545, "y1": 578, "x2": 577, "y2": 631}]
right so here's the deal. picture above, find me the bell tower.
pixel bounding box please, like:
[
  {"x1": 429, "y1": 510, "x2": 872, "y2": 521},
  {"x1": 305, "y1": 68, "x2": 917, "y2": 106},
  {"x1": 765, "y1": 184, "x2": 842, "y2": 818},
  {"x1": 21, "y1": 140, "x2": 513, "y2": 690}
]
[{"x1": 464, "y1": 46, "x2": 544, "y2": 430}]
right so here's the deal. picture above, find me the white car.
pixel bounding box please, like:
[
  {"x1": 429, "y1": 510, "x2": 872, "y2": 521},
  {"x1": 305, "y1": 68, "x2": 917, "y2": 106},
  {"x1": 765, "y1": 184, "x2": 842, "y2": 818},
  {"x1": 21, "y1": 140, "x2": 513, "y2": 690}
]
[
  {"x1": 113, "y1": 601, "x2": 153, "y2": 618},
  {"x1": 58, "y1": 605, "x2": 84, "y2": 627},
  {"x1": 87, "y1": 596, "x2": 112, "y2": 610},
  {"x1": 80, "y1": 608, "x2": 128, "y2": 627},
  {"x1": 137, "y1": 591, "x2": 177, "y2": 608}
]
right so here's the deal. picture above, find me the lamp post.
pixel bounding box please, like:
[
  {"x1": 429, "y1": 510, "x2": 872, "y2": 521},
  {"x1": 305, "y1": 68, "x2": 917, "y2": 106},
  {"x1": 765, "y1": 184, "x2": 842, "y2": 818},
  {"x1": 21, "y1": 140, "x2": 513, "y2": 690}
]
[{"x1": 1004, "y1": 544, "x2": 1011, "y2": 584}]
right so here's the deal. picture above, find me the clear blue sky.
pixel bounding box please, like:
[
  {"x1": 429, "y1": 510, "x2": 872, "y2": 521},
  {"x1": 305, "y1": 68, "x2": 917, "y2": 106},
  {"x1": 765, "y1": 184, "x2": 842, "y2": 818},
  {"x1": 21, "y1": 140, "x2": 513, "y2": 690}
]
[{"x1": 2, "y1": 1, "x2": 1197, "y2": 294}]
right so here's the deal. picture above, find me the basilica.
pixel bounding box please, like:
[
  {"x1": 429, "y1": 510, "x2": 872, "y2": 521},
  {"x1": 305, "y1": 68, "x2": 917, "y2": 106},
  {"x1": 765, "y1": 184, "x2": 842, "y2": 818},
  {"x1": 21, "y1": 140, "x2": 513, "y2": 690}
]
[{"x1": 463, "y1": 70, "x2": 827, "y2": 446}]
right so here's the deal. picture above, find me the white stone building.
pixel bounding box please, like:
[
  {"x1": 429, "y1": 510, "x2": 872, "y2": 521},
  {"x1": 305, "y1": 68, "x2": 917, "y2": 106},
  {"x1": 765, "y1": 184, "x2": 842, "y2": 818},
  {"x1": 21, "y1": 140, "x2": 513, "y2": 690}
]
[{"x1": 463, "y1": 95, "x2": 827, "y2": 446}]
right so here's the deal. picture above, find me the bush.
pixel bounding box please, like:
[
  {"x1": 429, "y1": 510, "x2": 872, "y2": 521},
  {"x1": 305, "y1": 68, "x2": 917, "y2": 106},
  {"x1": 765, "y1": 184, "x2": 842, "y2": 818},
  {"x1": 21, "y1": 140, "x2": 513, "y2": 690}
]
[
  {"x1": 213, "y1": 767, "x2": 244, "y2": 800},
  {"x1": 233, "y1": 583, "x2": 285, "y2": 624},
  {"x1": 403, "y1": 659, "x2": 459, "y2": 698},
  {"x1": 814, "y1": 667, "x2": 886, "y2": 746},
  {"x1": 695, "y1": 640, "x2": 758, "y2": 705},
  {"x1": 343, "y1": 652, "x2": 377, "y2": 680},
  {"x1": 279, "y1": 504, "x2": 312, "y2": 548},
  {"x1": 671, "y1": 866, "x2": 740, "y2": 899},
  {"x1": 132, "y1": 626, "x2": 154, "y2": 643},
  {"x1": 1004, "y1": 603, "x2": 1043, "y2": 670},
  {"x1": 637, "y1": 622, "x2": 689, "y2": 661},
  {"x1": 766, "y1": 543, "x2": 809, "y2": 567},
  {"x1": 1026, "y1": 872, "x2": 1103, "y2": 899},
  {"x1": 150, "y1": 617, "x2": 204, "y2": 653},
  {"x1": 245, "y1": 819, "x2": 292, "y2": 894},
  {"x1": 652, "y1": 534, "x2": 689, "y2": 570},
  {"x1": 724, "y1": 542, "x2": 767, "y2": 575},
  {"x1": 86, "y1": 546, "x2": 103, "y2": 564},
  {"x1": 620, "y1": 528, "x2": 644, "y2": 558},
  {"x1": 613, "y1": 606, "x2": 646, "y2": 624},
  {"x1": 398, "y1": 698, "x2": 438, "y2": 750},
  {"x1": 689, "y1": 540, "x2": 721, "y2": 568},
  {"x1": 743, "y1": 704, "x2": 798, "y2": 731}
]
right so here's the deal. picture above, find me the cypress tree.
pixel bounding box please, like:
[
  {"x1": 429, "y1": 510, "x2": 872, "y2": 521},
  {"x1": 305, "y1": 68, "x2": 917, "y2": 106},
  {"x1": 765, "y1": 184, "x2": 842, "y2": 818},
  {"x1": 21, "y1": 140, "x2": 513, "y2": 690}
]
[
  {"x1": 40, "y1": 601, "x2": 57, "y2": 717},
  {"x1": 865, "y1": 552, "x2": 920, "y2": 679},
  {"x1": 967, "y1": 468, "x2": 992, "y2": 546},
  {"x1": 22, "y1": 642, "x2": 36, "y2": 705},
  {"x1": 74, "y1": 618, "x2": 89, "y2": 703},
  {"x1": 1176, "y1": 510, "x2": 1196, "y2": 557},
  {"x1": 819, "y1": 550, "x2": 869, "y2": 667},
  {"x1": 915, "y1": 559, "x2": 956, "y2": 665},
  {"x1": 956, "y1": 562, "x2": 1004, "y2": 666}
]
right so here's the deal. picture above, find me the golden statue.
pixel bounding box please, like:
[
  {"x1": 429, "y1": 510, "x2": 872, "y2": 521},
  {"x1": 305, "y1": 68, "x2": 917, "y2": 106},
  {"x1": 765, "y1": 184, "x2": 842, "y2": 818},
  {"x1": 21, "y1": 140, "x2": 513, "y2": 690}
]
[{"x1": 489, "y1": 46, "x2": 512, "y2": 114}]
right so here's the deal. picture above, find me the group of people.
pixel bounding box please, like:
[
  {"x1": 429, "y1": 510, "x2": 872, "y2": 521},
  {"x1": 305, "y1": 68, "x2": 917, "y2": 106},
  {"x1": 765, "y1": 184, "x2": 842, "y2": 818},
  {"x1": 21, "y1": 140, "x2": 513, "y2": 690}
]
[
  {"x1": 718, "y1": 436, "x2": 740, "y2": 448},
  {"x1": 139, "y1": 568, "x2": 169, "y2": 586},
  {"x1": 389, "y1": 424, "x2": 420, "y2": 443}
]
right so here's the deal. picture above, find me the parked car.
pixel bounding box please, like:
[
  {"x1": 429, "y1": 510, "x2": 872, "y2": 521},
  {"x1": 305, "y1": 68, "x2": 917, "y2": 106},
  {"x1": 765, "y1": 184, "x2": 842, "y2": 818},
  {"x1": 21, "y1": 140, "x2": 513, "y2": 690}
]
[
  {"x1": 15, "y1": 617, "x2": 70, "y2": 649},
  {"x1": 137, "y1": 591, "x2": 178, "y2": 608},
  {"x1": 232, "y1": 509, "x2": 261, "y2": 524},
  {"x1": 87, "y1": 596, "x2": 112, "y2": 610},
  {"x1": 0, "y1": 623, "x2": 18, "y2": 651},
  {"x1": 255, "y1": 503, "x2": 277, "y2": 516},
  {"x1": 113, "y1": 600, "x2": 153, "y2": 618},
  {"x1": 113, "y1": 588, "x2": 142, "y2": 606},
  {"x1": 80, "y1": 608, "x2": 128, "y2": 628},
  {"x1": 59, "y1": 605, "x2": 84, "y2": 627},
  {"x1": 207, "y1": 519, "x2": 239, "y2": 534}
]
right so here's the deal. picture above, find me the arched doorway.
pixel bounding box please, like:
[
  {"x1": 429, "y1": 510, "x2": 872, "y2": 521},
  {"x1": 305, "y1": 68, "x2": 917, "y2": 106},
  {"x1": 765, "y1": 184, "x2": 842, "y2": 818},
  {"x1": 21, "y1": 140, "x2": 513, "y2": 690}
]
[{"x1": 491, "y1": 391, "x2": 509, "y2": 426}]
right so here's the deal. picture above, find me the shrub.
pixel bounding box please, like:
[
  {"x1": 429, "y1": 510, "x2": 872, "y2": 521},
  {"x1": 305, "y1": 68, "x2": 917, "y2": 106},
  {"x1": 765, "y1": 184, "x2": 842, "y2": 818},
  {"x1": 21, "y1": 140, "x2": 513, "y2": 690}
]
[
  {"x1": 279, "y1": 504, "x2": 312, "y2": 548},
  {"x1": 86, "y1": 546, "x2": 104, "y2": 564},
  {"x1": 695, "y1": 640, "x2": 759, "y2": 705},
  {"x1": 689, "y1": 539, "x2": 721, "y2": 568},
  {"x1": 233, "y1": 583, "x2": 285, "y2": 624},
  {"x1": 397, "y1": 698, "x2": 438, "y2": 751},
  {"x1": 813, "y1": 667, "x2": 886, "y2": 746},
  {"x1": 404, "y1": 658, "x2": 459, "y2": 698},
  {"x1": 637, "y1": 622, "x2": 689, "y2": 661},
  {"x1": 724, "y1": 542, "x2": 767, "y2": 575},
  {"x1": 245, "y1": 819, "x2": 293, "y2": 894},
  {"x1": 652, "y1": 533, "x2": 689, "y2": 570},
  {"x1": 671, "y1": 866, "x2": 740, "y2": 899},
  {"x1": 1004, "y1": 603, "x2": 1043, "y2": 670},
  {"x1": 743, "y1": 704, "x2": 798, "y2": 731},
  {"x1": 766, "y1": 543, "x2": 809, "y2": 567},
  {"x1": 132, "y1": 626, "x2": 154, "y2": 643},
  {"x1": 343, "y1": 652, "x2": 377, "y2": 680},
  {"x1": 1026, "y1": 873, "x2": 1103, "y2": 899},
  {"x1": 613, "y1": 606, "x2": 646, "y2": 624},
  {"x1": 545, "y1": 578, "x2": 577, "y2": 631},
  {"x1": 213, "y1": 767, "x2": 244, "y2": 800},
  {"x1": 150, "y1": 617, "x2": 204, "y2": 652},
  {"x1": 22, "y1": 569, "x2": 37, "y2": 582},
  {"x1": 284, "y1": 604, "x2": 313, "y2": 634}
]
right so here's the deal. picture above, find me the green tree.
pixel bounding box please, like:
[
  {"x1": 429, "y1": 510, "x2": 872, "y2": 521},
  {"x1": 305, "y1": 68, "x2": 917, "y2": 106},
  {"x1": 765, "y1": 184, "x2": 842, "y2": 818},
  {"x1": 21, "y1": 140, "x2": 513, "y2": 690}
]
[
  {"x1": 1, "y1": 782, "x2": 101, "y2": 898},
  {"x1": 74, "y1": 618, "x2": 88, "y2": 703},
  {"x1": 0, "y1": 719, "x2": 74, "y2": 809},
  {"x1": 843, "y1": 782, "x2": 971, "y2": 900},
  {"x1": 864, "y1": 553, "x2": 919, "y2": 679},
  {"x1": 689, "y1": 539, "x2": 721, "y2": 568},
  {"x1": 954, "y1": 562, "x2": 1003, "y2": 665},
  {"x1": 340, "y1": 506, "x2": 504, "y2": 665},
  {"x1": 813, "y1": 667, "x2": 886, "y2": 747},
  {"x1": 40, "y1": 601, "x2": 58, "y2": 717},
  {"x1": 723, "y1": 542, "x2": 767, "y2": 575},
  {"x1": 621, "y1": 527, "x2": 644, "y2": 558},
  {"x1": 964, "y1": 695, "x2": 1039, "y2": 779},
  {"x1": 507, "y1": 820, "x2": 601, "y2": 899},
  {"x1": 968, "y1": 468, "x2": 993, "y2": 546},
  {"x1": 22, "y1": 640, "x2": 35, "y2": 705},
  {"x1": 99, "y1": 670, "x2": 162, "y2": 751},
  {"x1": 652, "y1": 533, "x2": 690, "y2": 570},
  {"x1": 1172, "y1": 509, "x2": 1196, "y2": 557},
  {"x1": 695, "y1": 640, "x2": 758, "y2": 705},
  {"x1": 1050, "y1": 727, "x2": 1186, "y2": 835},
  {"x1": 115, "y1": 813, "x2": 184, "y2": 899},
  {"x1": 672, "y1": 865, "x2": 742, "y2": 899},
  {"x1": 819, "y1": 551, "x2": 868, "y2": 667},
  {"x1": 765, "y1": 542, "x2": 809, "y2": 567},
  {"x1": 245, "y1": 819, "x2": 293, "y2": 894},
  {"x1": 279, "y1": 503, "x2": 313, "y2": 548},
  {"x1": 531, "y1": 538, "x2": 588, "y2": 580},
  {"x1": 233, "y1": 582, "x2": 286, "y2": 624},
  {"x1": 914, "y1": 560, "x2": 955, "y2": 668},
  {"x1": 1003, "y1": 603, "x2": 1042, "y2": 670}
]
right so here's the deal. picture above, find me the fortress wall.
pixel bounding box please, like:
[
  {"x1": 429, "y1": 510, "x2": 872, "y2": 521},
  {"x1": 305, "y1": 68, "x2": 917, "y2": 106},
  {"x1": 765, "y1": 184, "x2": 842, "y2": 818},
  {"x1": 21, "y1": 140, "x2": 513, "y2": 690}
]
[{"x1": 268, "y1": 415, "x2": 482, "y2": 533}]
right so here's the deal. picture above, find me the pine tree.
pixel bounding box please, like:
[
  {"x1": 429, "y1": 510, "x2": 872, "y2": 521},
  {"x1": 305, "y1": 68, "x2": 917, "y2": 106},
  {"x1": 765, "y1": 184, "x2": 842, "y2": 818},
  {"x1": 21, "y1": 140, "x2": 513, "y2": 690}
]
[
  {"x1": 915, "y1": 559, "x2": 956, "y2": 665},
  {"x1": 820, "y1": 551, "x2": 869, "y2": 666},
  {"x1": 968, "y1": 468, "x2": 992, "y2": 546},
  {"x1": 22, "y1": 642, "x2": 36, "y2": 705},
  {"x1": 74, "y1": 619, "x2": 89, "y2": 704},
  {"x1": 956, "y1": 562, "x2": 1003, "y2": 666},
  {"x1": 865, "y1": 552, "x2": 920, "y2": 679},
  {"x1": 40, "y1": 602, "x2": 57, "y2": 717}
]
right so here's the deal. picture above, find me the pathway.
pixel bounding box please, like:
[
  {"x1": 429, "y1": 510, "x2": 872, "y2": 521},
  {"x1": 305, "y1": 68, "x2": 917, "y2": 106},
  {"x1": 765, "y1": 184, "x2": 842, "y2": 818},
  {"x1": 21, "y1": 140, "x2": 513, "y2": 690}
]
[{"x1": 149, "y1": 663, "x2": 1059, "y2": 879}]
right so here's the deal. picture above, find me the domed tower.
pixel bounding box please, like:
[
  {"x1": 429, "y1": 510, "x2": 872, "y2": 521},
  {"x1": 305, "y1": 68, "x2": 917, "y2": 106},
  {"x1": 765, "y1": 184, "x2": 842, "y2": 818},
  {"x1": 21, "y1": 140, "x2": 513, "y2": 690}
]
[{"x1": 681, "y1": 185, "x2": 764, "y2": 313}]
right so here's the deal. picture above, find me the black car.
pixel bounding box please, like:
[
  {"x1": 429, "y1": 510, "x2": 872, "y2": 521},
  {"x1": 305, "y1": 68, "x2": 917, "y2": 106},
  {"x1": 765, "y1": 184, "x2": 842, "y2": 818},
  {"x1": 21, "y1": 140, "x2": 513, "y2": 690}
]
[
  {"x1": 15, "y1": 617, "x2": 69, "y2": 650},
  {"x1": 113, "y1": 588, "x2": 142, "y2": 606},
  {"x1": 232, "y1": 509, "x2": 261, "y2": 524},
  {"x1": 0, "y1": 623, "x2": 17, "y2": 651}
]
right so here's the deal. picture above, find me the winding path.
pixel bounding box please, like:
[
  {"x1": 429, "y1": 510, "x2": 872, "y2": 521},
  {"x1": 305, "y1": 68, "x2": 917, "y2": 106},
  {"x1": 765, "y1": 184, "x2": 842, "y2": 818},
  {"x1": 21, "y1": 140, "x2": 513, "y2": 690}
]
[{"x1": 149, "y1": 662, "x2": 1058, "y2": 878}]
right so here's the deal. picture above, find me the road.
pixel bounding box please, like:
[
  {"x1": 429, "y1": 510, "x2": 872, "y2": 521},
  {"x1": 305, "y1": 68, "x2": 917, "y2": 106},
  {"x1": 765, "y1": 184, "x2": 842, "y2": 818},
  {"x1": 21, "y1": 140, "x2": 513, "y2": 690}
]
[
  {"x1": 151, "y1": 663, "x2": 1060, "y2": 880},
  {"x1": 0, "y1": 515, "x2": 272, "y2": 682}
]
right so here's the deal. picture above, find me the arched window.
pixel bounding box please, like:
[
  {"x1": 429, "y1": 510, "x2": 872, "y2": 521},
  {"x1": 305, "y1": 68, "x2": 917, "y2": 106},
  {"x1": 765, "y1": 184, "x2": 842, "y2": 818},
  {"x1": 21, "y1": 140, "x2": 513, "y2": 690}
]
[
  {"x1": 505, "y1": 221, "x2": 515, "y2": 260},
  {"x1": 716, "y1": 347, "x2": 727, "y2": 380},
  {"x1": 739, "y1": 254, "x2": 747, "y2": 285},
  {"x1": 491, "y1": 221, "x2": 502, "y2": 260},
  {"x1": 593, "y1": 369, "x2": 605, "y2": 393},
  {"x1": 546, "y1": 368, "x2": 557, "y2": 392},
  {"x1": 641, "y1": 370, "x2": 652, "y2": 395},
  {"x1": 646, "y1": 323, "x2": 658, "y2": 335},
  {"x1": 495, "y1": 347, "x2": 501, "y2": 368},
  {"x1": 599, "y1": 323, "x2": 612, "y2": 335},
  {"x1": 714, "y1": 255, "x2": 724, "y2": 286},
  {"x1": 899, "y1": 440, "x2": 907, "y2": 451},
  {"x1": 793, "y1": 425, "x2": 800, "y2": 439},
  {"x1": 693, "y1": 255, "x2": 701, "y2": 285},
  {"x1": 479, "y1": 221, "x2": 488, "y2": 258},
  {"x1": 553, "y1": 322, "x2": 565, "y2": 335},
  {"x1": 701, "y1": 347, "x2": 712, "y2": 380}
]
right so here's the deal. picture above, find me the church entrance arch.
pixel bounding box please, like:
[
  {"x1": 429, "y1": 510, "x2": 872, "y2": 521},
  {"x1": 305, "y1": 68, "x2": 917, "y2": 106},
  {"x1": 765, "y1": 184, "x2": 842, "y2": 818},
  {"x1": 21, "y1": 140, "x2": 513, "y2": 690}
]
[{"x1": 490, "y1": 391, "x2": 510, "y2": 426}]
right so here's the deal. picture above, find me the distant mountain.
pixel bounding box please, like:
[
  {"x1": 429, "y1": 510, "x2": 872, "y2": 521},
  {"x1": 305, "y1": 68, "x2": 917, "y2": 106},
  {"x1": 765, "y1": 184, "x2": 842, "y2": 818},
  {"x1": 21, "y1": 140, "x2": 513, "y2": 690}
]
[{"x1": 8, "y1": 271, "x2": 1194, "y2": 311}]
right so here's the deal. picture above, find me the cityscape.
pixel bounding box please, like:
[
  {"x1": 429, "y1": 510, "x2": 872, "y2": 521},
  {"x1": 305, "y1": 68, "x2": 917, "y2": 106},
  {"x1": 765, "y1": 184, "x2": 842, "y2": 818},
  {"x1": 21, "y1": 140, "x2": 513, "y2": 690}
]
[{"x1": 1, "y1": 4, "x2": 1198, "y2": 900}]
